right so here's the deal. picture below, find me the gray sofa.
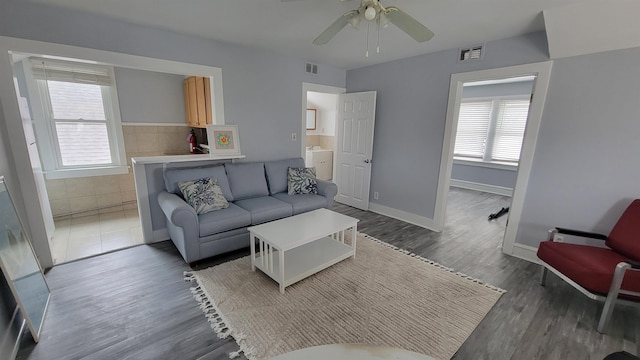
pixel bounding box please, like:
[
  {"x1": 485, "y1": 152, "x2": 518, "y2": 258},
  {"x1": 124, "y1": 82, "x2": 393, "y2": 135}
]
[{"x1": 157, "y1": 157, "x2": 338, "y2": 263}]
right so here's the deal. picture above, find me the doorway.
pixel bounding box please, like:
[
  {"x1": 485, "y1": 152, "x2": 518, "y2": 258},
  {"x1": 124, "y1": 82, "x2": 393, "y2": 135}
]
[
  {"x1": 305, "y1": 91, "x2": 338, "y2": 182},
  {"x1": 435, "y1": 61, "x2": 553, "y2": 259},
  {"x1": 301, "y1": 83, "x2": 345, "y2": 183}
]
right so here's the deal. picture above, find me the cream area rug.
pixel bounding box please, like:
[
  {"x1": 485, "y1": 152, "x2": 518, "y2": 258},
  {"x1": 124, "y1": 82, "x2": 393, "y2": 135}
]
[{"x1": 185, "y1": 233, "x2": 505, "y2": 360}]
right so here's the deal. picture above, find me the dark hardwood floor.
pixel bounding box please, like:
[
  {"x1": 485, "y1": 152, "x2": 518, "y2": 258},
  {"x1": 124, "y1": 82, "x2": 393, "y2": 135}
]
[{"x1": 17, "y1": 188, "x2": 639, "y2": 360}]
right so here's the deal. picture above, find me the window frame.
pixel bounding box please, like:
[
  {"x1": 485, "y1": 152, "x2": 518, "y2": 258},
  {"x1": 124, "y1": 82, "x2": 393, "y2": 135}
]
[
  {"x1": 23, "y1": 59, "x2": 128, "y2": 179},
  {"x1": 454, "y1": 94, "x2": 531, "y2": 167}
]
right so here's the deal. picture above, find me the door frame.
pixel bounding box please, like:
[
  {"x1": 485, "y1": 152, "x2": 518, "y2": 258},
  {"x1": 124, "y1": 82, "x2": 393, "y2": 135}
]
[
  {"x1": 301, "y1": 82, "x2": 345, "y2": 158},
  {"x1": 0, "y1": 36, "x2": 227, "y2": 268},
  {"x1": 435, "y1": 61, "x2": 553, "y2": 257}
]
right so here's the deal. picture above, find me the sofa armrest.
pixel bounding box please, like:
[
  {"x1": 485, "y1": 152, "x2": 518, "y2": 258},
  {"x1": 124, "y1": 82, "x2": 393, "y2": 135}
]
[
  {"x1": 317, "y1": 180, "x2": 338, "y2": 208},
  {"x1": 157, "y1": 191, "x2": 198, "y2": 229}
]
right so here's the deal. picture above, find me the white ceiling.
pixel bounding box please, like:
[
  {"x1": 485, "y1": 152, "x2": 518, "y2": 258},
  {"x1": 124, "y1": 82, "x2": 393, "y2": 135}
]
[{"x1": 28, "y1": 0, "x2": 590, "y2": 69}]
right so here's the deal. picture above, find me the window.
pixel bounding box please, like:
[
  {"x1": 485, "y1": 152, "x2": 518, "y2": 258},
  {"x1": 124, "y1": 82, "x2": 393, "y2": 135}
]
[
  {"x1": 454, "y1": 96, "x2": 531, "y2": 165},
  {"x1": 27, "y1": 58, "x2": 127, "y2": 178}
]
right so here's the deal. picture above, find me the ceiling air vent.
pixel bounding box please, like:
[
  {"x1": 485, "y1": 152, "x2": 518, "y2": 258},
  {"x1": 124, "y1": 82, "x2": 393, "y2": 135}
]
[
  {"x1": 305, "y1": 62, "x2": 319, "y2": 75},
  {"x1": 458, "y1": 45, "x2": 484, "y2": 62}
]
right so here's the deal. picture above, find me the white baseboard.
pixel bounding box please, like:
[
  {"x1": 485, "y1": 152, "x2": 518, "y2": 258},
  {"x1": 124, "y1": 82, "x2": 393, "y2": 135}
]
[
  {"x1": 151, "y1": 228, "x2": 170, "y2": 243},
  {"x1": 510, "y1": 243, "x2": 540, "y2": 264},
  {"x1": 450, "y1": 179, "x2": 513, "y2": 197},
  {"x1": 368, "y1": 203, "x2": 440, "y2": 232}
]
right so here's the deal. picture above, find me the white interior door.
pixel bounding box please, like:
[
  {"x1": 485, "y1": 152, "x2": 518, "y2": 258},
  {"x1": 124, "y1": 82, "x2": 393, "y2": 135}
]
[{"x1": 335, "y1": 91, "x2": 376, "y2": 210}]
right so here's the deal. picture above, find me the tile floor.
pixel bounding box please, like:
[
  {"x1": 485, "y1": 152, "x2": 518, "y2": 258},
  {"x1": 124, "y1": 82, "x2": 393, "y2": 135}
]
[{"x1": 49, "y1": 209, "x2": 143, "y2": 265}]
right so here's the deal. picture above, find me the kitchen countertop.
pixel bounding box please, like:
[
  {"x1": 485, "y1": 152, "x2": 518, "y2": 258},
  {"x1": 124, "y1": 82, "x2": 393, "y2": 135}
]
[{"x1": 132, "y1": 153, "x2": 245, "y2": 165}]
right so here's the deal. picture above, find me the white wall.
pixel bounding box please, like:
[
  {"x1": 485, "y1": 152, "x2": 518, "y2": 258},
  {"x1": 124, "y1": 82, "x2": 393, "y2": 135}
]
[{"x1": 306, "y1": 91, "x2": 336, "y2": 136}]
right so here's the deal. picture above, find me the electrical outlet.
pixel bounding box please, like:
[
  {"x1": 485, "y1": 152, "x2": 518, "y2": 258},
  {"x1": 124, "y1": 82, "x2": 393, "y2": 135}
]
[
  {"x1": 554, "y1": 235, "x2": 564, "y2": 243},
  {"x1": 291, "y1": 133, "x2": 297, "y2": 141},
  {"x1": 373, "y1": 192, "x2": 379, "y2": 200}
]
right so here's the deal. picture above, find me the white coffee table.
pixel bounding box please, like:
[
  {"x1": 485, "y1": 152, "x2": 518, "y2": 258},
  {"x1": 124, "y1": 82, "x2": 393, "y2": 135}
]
[{"x1": 248, "y1": 208, "x2": 358, "y2": 294}]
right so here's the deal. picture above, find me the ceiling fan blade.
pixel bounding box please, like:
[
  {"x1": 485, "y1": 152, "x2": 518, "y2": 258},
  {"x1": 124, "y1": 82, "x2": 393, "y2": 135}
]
[
  {"x1": 313, "y1": 10, "x2": 358, "y2": 45},
  {"x1": 384, "y1": 7, "x2": 434, "y2": 43}
]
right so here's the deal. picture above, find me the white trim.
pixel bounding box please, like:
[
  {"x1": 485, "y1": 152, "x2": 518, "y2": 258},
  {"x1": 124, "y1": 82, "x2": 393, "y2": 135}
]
[
  {"x1": 132, "y1": 160, "x2": 153, "y2": 244},
  {"x1": 122, "y1": 122, "x2": 189, "y2": 127},
  {"x1": 511, "y1": 243, "x2": 540, "y2": 264},
  {"x1": 152, "y1": 228, "x2": 170, "y2": 243},
  {"x1": 450, "y1": 179, "x2": 513, "y2": 197},
  {"x1": 453, "y1": 158, "x2": 517, "y2": 171},
  {"x1": 131, "y1": 154, "x2": 245, "y2": 165},
  {"x1": 435, "y1": 61, "x2": 553, "y2": 254},
  {"x1": 301, "y1": 83, "x2": 345, "y2": 158},
  {"x1": 368, "y1": 203, "x2": 440, "y2": 232},
  {"x1": 44, "y1": 165, "x2": 129, "y2": 180}
]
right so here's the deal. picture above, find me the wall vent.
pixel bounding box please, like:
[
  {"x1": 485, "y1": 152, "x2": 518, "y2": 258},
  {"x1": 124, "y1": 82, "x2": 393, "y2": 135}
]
[
  {"x1": 305, "y1": 62, "x2": 319, "y2": 75},
  {"x1": 458, "y1": 45, "x2": 484, "y2": 62}
]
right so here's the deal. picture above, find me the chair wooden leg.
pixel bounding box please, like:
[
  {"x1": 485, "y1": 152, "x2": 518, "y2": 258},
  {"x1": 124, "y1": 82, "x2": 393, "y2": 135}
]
[
  {"x1": 597, "y1": 262, "x2": 631, "y2": 333},
  {"x1": 540, "y1": 266, "x2": 548, "y2": 286}
]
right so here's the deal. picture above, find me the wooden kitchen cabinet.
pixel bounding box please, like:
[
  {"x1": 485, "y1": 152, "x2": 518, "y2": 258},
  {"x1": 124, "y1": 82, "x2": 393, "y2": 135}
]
[{"x1": 183, "y1": 76, "x2": 212, "y2": 128}]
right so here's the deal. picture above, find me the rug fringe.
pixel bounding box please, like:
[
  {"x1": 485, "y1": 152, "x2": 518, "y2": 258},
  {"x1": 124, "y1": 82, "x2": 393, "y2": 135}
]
[
  {"x1": 184, "y1": 271, "x2": 258, "y2": 360},
  {"x1": 360, "y1": 234, "x2": 507, "y2": 294}
]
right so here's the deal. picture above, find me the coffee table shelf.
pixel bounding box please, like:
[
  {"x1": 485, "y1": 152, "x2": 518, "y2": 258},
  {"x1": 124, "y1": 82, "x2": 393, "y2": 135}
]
[{"x1": 254, "y1": 236, "x2": 354, "y2": 288}]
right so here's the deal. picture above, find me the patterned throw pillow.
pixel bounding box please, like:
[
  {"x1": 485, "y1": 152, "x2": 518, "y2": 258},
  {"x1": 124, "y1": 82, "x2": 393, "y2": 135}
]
[
  {"x1": 287, "y1": 167, "x2": 318, "y2": 195},
  {"x1": 178, "y1": 177, "x2": 229, "y2": 215}
]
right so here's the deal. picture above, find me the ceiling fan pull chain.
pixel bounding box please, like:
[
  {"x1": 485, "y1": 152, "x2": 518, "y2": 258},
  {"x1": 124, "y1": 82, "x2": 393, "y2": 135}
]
[
  {"x1": 365, "y1": 22, "x2": 370, "y2": 58},
  {"x1": 376, "y1": 16, "x2": 381, "y2": 53}
]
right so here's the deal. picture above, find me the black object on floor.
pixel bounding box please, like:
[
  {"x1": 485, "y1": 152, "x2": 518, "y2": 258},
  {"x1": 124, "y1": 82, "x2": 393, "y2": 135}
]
[
  {"x1": 604, "y1": 351, "x2": 640, "y2": 360},
  {"x1": 488, "y1": 207, "x2": 509, "y2": 221}
]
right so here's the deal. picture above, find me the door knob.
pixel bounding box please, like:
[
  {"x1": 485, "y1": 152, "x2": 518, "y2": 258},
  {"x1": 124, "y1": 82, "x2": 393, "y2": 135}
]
[{"x1": 364, "y1": 159, "x2": 371, "y2": 164}]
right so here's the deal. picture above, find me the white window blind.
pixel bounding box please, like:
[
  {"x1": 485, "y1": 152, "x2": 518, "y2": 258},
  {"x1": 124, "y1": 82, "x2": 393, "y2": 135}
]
[
  {"x1": 455, "y1": 97, "x2": 531, "y2": 165},
  {"x1": 492, "y1": 100, "x2": 530, "y2": 162},
  {"x1": 454, "y1": 101, "x2": 492, "y2": 158},
  {"x1": 26, "y1": 57, "x2": 126, "y2": 177}
]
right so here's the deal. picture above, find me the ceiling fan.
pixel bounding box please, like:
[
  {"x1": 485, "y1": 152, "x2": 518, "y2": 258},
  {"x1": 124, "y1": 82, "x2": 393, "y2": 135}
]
[{"x1": 283, "y1": 0, "x2": 434, "y2": 49}]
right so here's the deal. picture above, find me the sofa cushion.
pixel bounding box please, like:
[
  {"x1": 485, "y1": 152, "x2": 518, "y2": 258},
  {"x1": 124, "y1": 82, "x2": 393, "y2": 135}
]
[
  {"x1": 272, "y1": 193, "x2": 327, "y2": 215},
  {"x1": 164, "y1": 165, "x2": 233, "y2": 201},
  {"x1": 198, "y1": 203, "x2": 251, "y2": 237},
  {"x1": 537, "y1": 240, "x2": 640, "y2": 297},
  {"x1": 178, "y1": 177, "x2": 229, "y2": 214},
  {"x1": 224, "y1": 162, "x2": 269, "y2": 201},
  {"x1": 287, "y1": 167, "x2": 318, "y2": 195},
  {"x1": 264, "y1": 158, "x2": 305, "y2": 195},
  {"x1": 234, "y1": 196, "x2": 292, "y2": 225}
]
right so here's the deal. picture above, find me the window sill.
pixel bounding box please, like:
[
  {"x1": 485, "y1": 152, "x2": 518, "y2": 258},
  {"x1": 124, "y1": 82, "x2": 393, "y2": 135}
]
[
  {"x1": 453, "y1": 158, "x2": 517, "y2": 171},
  {"x1": 44, "y1": 165, "x2": 130, "y2": 180}
]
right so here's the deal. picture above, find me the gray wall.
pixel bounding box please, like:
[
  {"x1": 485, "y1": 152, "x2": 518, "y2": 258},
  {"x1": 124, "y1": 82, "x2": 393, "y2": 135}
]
[
  {"x1": 0, "y1": 0, "x2": 346, "y2": 163},
  {"x1": 451, "y1": 80, "x2": 534, "y2": 189},
  {"x1": 451, "y1": 164, "x2": 517, "y2": 189},
  {"x1": 516, "y1": 47, "x2": 640, "y2": 247},
  {"x1": 461, "y1": 80, "x2": 534, "y2": 98},
  {"x1": 114, "y1": 68, "x2": 186, "y2": 124},
  {"x1": 346, "y1": 32, "x2": 549, "y2": 218}
]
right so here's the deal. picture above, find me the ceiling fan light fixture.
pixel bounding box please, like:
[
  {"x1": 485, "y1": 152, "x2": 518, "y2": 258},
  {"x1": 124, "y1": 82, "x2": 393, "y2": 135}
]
[
  {"x1": 348, "y1": 15, "x2": 361, "y2": 29},
  {"x1": 379, "y1": 12, "x2": 390, "y2": 28},
  {"x1": 364, "y1": 6, "x2": 377, "y2": 21}
]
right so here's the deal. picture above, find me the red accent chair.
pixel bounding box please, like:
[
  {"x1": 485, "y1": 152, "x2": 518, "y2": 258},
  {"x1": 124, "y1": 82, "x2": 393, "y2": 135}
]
[{"x1": 537, "y1": 199, "x2": 640, "y2": 333}]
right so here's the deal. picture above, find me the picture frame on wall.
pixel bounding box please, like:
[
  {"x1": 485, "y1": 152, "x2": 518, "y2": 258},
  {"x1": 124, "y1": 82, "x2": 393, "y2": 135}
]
[{"x1": 206, "y1": 124, "x2": 241, "y2": 155}]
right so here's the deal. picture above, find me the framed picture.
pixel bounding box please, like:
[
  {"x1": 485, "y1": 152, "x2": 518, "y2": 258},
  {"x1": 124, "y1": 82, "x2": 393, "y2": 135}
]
[
  {"x1": 306, "y1": 109, "x2": 317, "y2": 130},
  {"x1": 206, "y1": 124, "x2": 241, "y2": 155}
]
